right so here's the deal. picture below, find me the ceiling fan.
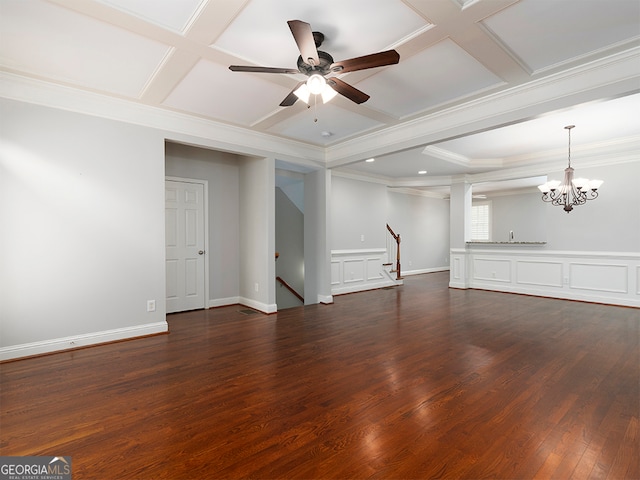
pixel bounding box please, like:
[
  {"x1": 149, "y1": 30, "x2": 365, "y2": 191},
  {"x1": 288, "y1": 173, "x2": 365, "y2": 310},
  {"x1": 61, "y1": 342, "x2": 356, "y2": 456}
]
[{"x1": 229, "y1": 20, "x2": 400, "y2": 107}]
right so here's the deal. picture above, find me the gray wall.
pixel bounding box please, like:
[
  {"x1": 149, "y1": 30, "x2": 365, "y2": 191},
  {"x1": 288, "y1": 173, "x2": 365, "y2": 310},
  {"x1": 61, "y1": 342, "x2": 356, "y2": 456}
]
[
  {"x1": 275, "y1": 187, "x2": 304, "y2": 309},
  {"x1": 470, "y1": 161, "x2": 640, "y2": 251},
  {"x1": 1, "y1": 98, "x2": 166, "y2": 348},
  {"x1": 164, "y1": 142, "x2": 241, "y2": 302},
  {"x1": 239, "y1": 155, "x2": 275, "y2": 311},
  {"x1": 544, "y1": 161, "x2": 640, "y2": 252},
  {"x1": 331, "y1": 176, "x2": 388, "y2": 250},
  {"x1": 304, "y1": 169, "x2": 332, "y2": 304},
  {"x1": 332, "y1": 174, "x2": 451, "y2": 272},
  {"x1": 488, "y1": 191, "x2": 546, "y2": 243},
  {"x1": 388, "y1": 191, "x2": 451, "y2": 270}
]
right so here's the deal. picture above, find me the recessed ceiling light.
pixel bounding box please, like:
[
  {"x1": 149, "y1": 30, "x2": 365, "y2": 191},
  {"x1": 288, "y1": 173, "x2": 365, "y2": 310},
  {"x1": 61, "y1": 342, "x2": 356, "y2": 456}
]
[
  {"x1": 418, "y1": 170, "x2": 427, "y2": 175},
  {"x1": 365, "y1": 158, "x2": 375, "y2": 163}
]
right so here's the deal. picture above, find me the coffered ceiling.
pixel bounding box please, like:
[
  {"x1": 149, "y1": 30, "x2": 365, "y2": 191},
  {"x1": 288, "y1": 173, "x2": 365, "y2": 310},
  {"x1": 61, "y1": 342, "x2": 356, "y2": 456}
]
[{"x1": 1, "y1": 0, "x2": 639, "y2": 193}]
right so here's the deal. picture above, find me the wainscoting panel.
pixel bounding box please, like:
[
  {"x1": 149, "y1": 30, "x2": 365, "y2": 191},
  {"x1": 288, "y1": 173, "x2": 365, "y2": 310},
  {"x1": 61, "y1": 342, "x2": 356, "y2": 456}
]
[
  {"x1": 330, "y1": 261, "x2": 341, "y2": 286},
  {"x1": 451, "y1": 247, "x2": 640, "y2": 308},
  {"x1": 367, "y1": 257, "x2": 385, "y2": 281},
  {"x1": 516, "y1": 261, "x2": 563, "y2": 287},
  {"x1": 473, "y1": 258, "x2": 511, "y2": 282},
  {"x1": 569, "y1": 263, "x2": 628, "y2": 293},
  {"x1": 449, "y1": 249, "x2": 467, "y2": 289},
  {"x1": 343, "y1": 259, "x2": 365, "y2": 283},
  {"x1": 331, "y1": 249, "x2": 398, "y2": 295}
]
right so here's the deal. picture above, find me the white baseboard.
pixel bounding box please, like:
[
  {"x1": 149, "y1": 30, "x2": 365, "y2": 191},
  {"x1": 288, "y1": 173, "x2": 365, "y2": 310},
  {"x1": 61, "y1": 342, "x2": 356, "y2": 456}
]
[
  {"x1": 402, "y1": 266, "x2": 450, "y2": 276},
  {"x1": 318, "y1": 294, "x2": 334, "y2": 304},
  {"x1": 333, "y1": 279, "x2": 399, "y2": 296},
  {"x1": 208, "y1": 296, "x2": 240, "y2": 308},
  {"x1": 0, "y1": 321, "x2": 168, "y2": 362},
  {"x1": 239, "y1": 297, "x2": 277, "y2": 314},
  {"x1": 470, "y1": 282, "x2": 640, "y2": 308}
]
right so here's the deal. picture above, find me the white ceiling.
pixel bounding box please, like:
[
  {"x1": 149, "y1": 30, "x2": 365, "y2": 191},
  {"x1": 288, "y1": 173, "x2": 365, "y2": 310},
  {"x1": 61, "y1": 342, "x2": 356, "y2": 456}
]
[{"x1": 1, "y1": 0, "x2": 639, "y2": 194}]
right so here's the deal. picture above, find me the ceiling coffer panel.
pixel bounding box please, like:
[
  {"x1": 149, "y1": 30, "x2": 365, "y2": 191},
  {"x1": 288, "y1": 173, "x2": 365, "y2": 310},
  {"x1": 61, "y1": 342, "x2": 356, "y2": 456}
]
[{"x1": 481, "y1": 0, "x2": 640, "y2": 73}]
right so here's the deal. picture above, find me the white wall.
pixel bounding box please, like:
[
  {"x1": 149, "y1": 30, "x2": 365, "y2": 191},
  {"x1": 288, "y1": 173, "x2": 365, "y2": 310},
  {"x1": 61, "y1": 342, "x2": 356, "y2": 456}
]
[
  {"x1": 164, "y1": 142, "x2": 240, "y2": 304},
  {"x1": 0, "y1": 98, "x2": 167, "y2": 359}
]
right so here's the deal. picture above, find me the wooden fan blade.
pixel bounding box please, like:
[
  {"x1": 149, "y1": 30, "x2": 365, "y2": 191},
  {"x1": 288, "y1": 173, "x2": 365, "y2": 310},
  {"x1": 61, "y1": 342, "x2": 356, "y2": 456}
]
[
  {"x1": 330, "y1": 50, "x2": 400, "y2": 74},
  {"x1": 279, "y1": 82, "x2": 305, "y2": 107},
  {"x1": 229, "y1": 65, "x2": 299, "y2": 74},
  {"x1": 327, "y1": 78, "x2": 370, "y2": 104},
  {"x1": 287, "y1": 20, "x2": 320, "y2": 66}
]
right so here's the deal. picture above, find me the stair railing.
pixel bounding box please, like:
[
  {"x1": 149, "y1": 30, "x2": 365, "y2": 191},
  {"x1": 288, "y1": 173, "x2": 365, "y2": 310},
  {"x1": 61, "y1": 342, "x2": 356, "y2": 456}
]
[
  {"x1": 276, "y1": 276, "x2": 304, "y2": 303},
  {"x1": 386, "y1": 224, "x2": 402, "y2": 280}
]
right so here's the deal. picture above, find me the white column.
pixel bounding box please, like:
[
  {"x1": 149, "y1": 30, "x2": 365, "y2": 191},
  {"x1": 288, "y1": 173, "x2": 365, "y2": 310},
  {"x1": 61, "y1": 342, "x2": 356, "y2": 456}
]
[
  {"x1": 449, "y1": 181, "x2": 472, "y2": 288},
  {"x1": 304, "y1": 168, "x2": 333, "y2": 304}
]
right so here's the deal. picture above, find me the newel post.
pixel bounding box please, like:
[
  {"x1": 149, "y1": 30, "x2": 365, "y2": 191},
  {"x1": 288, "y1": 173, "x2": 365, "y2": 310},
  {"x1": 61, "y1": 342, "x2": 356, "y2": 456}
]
[{"x1": 396, "y1": 234, "x2": 401, "y2": 280}]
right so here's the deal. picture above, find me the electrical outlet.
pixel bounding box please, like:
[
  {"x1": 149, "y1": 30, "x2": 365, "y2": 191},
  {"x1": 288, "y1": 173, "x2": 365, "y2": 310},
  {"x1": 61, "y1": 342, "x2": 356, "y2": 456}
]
[
  {"x1": 254, "y1": 283, "x2": 259, "y2": 292},
  {"x1": 360, "y1": 234, "x2": 365, "y2": 242},
  {"x1": 147, "y1": 300, "x2": 156, "y2": 312}
]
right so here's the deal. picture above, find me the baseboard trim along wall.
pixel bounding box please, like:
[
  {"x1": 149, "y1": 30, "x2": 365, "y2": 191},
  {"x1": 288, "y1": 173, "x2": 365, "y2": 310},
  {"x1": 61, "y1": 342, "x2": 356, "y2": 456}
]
[
  {"x1": 209, "y1": 296, "x2": 241, "y2": 308},
  {"x1": 450, "y1": 248, "x2": 640, "y2": 308},
  {"x1": 238, "y1": 297, "x2": 278, "y2": 315},
  {"x1": 402, "y1": 267, "x2": 451, "y2": 277},
  {"x1": 317, "y1": 294, "x2": 334, "y2": 304},
  {"x1": 0, "y1": 321, "x2": 168, "y2": 362}
]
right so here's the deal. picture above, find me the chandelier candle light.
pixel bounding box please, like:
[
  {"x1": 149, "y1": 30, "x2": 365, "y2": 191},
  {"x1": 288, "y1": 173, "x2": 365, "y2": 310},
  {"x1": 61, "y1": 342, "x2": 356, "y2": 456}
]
[{"x1": 538, "y1": 125, "x2": 603, "y2": 213}]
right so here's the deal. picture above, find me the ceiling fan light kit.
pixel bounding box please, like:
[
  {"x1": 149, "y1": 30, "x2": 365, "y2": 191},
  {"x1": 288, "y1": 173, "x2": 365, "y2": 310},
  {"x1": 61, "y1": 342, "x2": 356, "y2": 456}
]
[
  {"x1": 229, "y1": 20, "x2": 400, "y2": 107},
  {"x1": 306, "y1": 74, "x2": 326, "y2": 94},
  {"x1": 538, "y1": 125, "x2": 603, "y2": 213}
]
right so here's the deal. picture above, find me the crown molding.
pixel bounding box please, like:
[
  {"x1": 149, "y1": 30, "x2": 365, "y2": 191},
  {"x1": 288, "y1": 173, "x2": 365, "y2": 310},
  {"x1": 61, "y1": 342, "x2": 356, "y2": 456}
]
[
  {"x1": 0, "y1": 70, "x2": 325, "y2": 166},
  {"x1": 387, "y1": 186, "x2": 449, "y2": 199},
  {"x1": 1, "y1": 45, "x2": 638, "y2": 176},
  {"x1": 324, "y1": 46, "x2": 640, "y2": 168}
]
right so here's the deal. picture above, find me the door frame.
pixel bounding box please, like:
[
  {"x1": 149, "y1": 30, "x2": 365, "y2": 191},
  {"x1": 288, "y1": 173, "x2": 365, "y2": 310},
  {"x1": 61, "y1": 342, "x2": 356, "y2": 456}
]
[{"x1": 165, "y1": 176, "x2": 210, "y2": 311}]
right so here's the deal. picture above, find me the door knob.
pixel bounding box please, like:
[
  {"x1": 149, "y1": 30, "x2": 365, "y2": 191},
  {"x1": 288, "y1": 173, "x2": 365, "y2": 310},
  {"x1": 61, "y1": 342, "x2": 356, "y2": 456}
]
[{"x1": 198, "y1": 250, "x2": 205, "y2": 255}]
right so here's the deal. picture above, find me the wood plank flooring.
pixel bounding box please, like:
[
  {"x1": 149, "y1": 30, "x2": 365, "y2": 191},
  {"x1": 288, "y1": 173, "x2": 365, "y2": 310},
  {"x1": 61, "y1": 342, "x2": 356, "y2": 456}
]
[{"x1": 1, "y1": 272, "x2": 638, "y2": 479}]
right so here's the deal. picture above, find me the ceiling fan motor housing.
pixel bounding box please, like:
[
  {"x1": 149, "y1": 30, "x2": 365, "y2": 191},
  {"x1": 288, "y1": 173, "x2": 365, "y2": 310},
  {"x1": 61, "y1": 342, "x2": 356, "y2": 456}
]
[{"x1": 297, "y1": 50, "x2": 334, "y2": 76}]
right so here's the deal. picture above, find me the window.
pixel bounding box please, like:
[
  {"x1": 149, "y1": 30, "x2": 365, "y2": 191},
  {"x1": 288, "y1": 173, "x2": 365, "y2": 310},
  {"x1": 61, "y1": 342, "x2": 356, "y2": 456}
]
[{"x1": 471, "y1": 201, "x2": 491, "y2": 241}]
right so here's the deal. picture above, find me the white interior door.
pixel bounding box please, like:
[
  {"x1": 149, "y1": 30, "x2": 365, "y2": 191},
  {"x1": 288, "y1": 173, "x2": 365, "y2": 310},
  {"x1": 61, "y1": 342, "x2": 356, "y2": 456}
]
[{"x1": 165, "y1": 180, "x2": 206, "y2": 313}]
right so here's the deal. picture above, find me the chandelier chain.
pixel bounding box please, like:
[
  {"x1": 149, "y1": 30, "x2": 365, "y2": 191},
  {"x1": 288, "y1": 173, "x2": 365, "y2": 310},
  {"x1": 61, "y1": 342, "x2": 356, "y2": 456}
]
[{"x1": 565, "y1": 124, "x2": 574, "y2": 168}]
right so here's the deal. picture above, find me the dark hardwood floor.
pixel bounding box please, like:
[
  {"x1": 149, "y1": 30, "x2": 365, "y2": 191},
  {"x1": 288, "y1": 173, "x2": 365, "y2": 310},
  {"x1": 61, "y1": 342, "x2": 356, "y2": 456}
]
[{"x1": 1, "y1": 272, "x2": 638, "y2": 479}]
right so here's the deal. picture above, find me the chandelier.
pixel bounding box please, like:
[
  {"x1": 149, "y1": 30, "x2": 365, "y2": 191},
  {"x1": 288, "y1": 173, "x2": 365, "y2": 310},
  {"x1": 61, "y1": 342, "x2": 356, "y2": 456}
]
[{"x1": 538, "y1": 125, "x2": 603, "y2": 213}]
